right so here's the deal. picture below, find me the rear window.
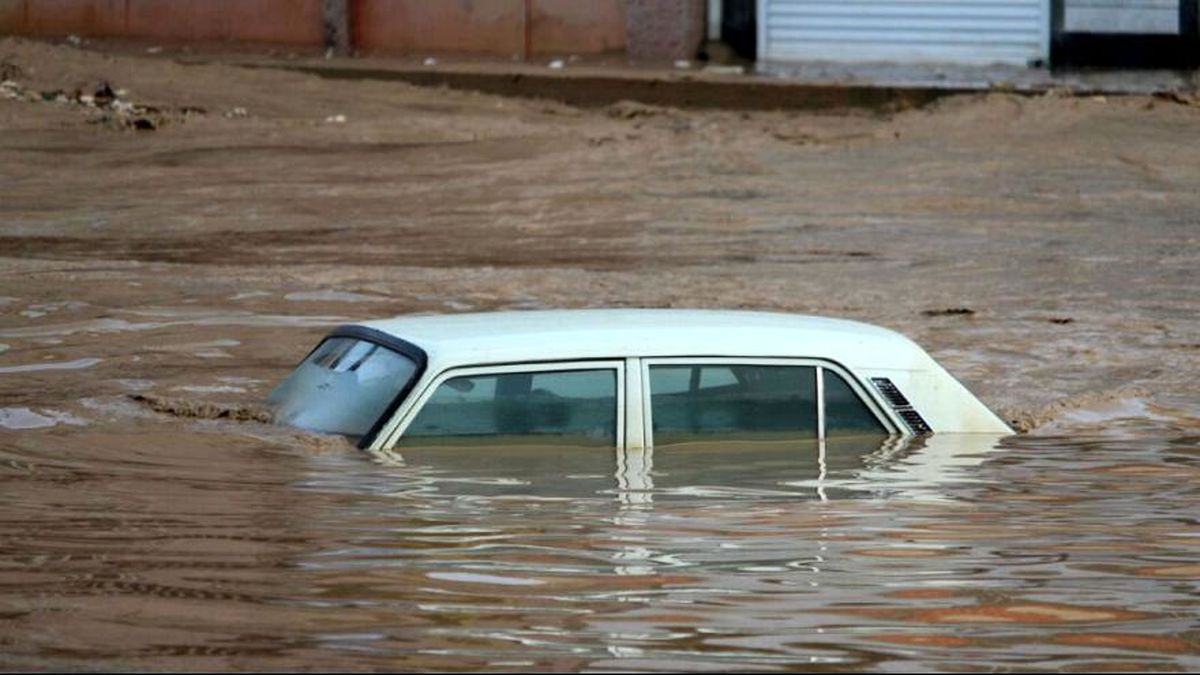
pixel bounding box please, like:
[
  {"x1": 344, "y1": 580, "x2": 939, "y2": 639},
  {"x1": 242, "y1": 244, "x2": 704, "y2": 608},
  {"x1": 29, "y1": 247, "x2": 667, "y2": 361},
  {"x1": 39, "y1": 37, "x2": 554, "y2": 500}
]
[
  {"x1": 269, "y1": 336, "x2": 419, "y2": 440},
  {"x1": 649, "y1": 364, "x2": 818, "y2": 445}
]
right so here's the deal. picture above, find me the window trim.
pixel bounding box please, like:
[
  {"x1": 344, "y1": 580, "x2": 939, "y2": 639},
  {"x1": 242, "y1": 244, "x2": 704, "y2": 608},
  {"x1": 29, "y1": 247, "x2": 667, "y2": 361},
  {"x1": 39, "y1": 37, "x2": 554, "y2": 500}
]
[
  {"x1": 638, "y1": 357, "x2": 897, "y2": 447},
  {"x1": 380, "y1": 360, "x2": 627, "y2": 450}
]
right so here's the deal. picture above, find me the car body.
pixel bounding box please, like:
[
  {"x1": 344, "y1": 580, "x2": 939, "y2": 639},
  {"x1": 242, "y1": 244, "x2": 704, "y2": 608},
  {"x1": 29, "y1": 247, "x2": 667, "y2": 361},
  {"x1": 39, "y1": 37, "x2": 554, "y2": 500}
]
[{"x1": 268, "y1": 309, "x2": 1012, "y2": 451}]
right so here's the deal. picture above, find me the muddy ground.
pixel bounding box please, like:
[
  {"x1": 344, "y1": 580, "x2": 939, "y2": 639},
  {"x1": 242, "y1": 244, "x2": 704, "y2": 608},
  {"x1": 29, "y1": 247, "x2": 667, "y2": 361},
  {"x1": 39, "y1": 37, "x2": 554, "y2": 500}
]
[{"x1": 0, "y1": 36, "x2": 1198, "y2": 433}]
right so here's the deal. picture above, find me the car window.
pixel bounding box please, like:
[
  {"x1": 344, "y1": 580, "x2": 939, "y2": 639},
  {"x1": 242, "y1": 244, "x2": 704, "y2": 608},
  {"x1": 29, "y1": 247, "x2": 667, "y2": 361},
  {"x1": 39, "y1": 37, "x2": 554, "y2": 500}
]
[
  {"x1": 649, "y1": 364, "x2": 818, "y2": 445},
  {"x1": 823, "y1": 369, "x2": 887, "y2": 437},
  {"x1": 268, "y1": 336, "x2": 419, "y2": 441},
  {"x1": 402, "y1": 368, "x2": 618, "y2": 447}
]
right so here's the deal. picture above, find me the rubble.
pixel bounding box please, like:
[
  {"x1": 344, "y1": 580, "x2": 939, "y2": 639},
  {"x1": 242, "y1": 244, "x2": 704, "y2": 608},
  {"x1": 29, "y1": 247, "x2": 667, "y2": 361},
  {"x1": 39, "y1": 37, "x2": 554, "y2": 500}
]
[{"x1": 0, "y1": 64, "x2": 194, "y2": 132}]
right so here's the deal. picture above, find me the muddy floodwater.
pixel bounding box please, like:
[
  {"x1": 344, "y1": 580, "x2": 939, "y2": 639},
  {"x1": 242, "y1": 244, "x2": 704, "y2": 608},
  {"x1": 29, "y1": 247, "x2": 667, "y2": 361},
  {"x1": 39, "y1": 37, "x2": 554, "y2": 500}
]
[
  {"x1": 1, "y1": 38, "x2": 1199, "y2": 670},
  {"x1": 3, "y1": 426, "x2": 1200, "y2": 671}
]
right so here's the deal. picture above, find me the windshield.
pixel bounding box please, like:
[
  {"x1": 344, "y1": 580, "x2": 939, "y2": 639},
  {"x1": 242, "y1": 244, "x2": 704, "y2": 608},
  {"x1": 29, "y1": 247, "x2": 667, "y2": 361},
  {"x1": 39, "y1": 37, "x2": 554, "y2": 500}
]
[{"x1": 268, "y1": 336, "x2": 419, "y2": 440}]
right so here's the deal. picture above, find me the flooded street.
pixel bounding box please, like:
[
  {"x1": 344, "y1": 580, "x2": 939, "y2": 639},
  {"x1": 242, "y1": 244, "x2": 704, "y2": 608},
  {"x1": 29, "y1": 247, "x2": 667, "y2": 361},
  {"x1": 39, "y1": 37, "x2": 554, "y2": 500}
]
[
  {"x1": 1, "y1": 37, "x2": 1199, "y2": 669},
  {"x1": 3, "y1": 426, "x2": 1199, "y2": 670}
]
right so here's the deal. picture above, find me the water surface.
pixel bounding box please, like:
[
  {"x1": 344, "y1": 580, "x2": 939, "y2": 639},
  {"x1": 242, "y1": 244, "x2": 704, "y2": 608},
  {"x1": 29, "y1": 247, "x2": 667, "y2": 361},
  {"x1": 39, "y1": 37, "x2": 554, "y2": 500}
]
[{"x1": 2, "y1": 420, "x2": 1197, "y2": 671}]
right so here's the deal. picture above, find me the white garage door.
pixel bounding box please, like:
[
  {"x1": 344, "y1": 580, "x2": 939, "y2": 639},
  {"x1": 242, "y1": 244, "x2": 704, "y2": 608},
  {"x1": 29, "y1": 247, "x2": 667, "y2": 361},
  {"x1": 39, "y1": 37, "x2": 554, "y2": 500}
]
[{"x1": 758, "y1": 0, "x2": 1050, "y2": 66}]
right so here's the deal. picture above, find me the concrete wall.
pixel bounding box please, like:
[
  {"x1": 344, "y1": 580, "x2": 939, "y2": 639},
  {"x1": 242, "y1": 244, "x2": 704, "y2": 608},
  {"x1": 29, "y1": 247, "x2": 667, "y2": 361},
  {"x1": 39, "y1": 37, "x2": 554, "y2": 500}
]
[
  {"x1": 0, "y1": 0, "x2": 325, "y2": 44},
  {"x1": 0, "y1": 0, "x2": 687, "y2": 59},
  {"x1": 530, "y1": 0, "x2": 626, "y2": 55},
  {"x1": 626, "y1": 0, "x2": 705, "y2": 60}
]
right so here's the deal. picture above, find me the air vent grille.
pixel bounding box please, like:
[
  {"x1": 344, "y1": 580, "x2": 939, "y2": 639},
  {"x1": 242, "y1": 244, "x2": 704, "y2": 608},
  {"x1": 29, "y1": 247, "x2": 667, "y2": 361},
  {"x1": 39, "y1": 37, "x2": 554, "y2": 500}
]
[
  {"x1": 870, "y1": 377, "x2": 932, "y2": 435},
  {"x1": 896, "y1": 408, "x2": 932, "y2": 435},
  {"x1": 870, "y1": 377, "x2": 910, "y2": 407}
]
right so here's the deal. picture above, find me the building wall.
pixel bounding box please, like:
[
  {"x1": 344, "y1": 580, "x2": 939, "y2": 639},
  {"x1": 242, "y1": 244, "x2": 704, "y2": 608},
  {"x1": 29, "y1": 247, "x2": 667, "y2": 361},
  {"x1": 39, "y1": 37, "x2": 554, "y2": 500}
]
[
  {"x1": 0, "y1": 0, "x2": 324, "y2": 44},
  {"x1": 530, "y1": 0, "x2": 627, "y2": 55},
  {"x1": 0, "y1": 0, "x2": 633, "y2": 56},
  {"x1": 352, "y1": 0, "x2": 626, "y2": 58},
  {"x1": 626, "y1": 0, "x2": 705, "y2": 60},
  {"x1": 353, "y1": 0, "x2": 526, "y2": 58}
]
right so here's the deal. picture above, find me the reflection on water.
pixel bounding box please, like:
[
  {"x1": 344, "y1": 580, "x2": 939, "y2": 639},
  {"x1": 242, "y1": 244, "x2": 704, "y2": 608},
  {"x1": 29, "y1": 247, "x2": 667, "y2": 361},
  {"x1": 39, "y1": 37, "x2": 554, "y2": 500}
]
[{"x1": 1, "y1": 421, "x2": 1198, "y2": 671}]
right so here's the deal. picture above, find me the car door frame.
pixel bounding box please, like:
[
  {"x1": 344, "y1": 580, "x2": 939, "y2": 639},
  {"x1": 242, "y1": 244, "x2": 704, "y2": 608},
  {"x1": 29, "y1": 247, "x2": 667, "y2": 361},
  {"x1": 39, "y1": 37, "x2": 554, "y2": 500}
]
[
  {"x1": 376, "y1": 359, "x2": 627, "y2": 450},
  {"x1": 629, "y1": 356, "x2": 900, "y2": 449}
]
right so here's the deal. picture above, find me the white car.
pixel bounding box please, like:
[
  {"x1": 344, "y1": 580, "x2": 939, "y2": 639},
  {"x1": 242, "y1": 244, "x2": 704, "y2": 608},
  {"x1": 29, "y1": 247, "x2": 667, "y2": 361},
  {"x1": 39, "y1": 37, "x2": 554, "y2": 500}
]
[{"x1": 268, "y1": 309, "x2": 1011, "y2": 451}]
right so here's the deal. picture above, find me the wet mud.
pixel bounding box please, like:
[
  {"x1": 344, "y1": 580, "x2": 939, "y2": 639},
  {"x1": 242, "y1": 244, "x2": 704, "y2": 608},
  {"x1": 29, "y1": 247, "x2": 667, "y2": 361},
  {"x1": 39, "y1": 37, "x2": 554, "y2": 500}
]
[{"x1": 1, "y1": 37, "x2": 1199, "y2": 670}]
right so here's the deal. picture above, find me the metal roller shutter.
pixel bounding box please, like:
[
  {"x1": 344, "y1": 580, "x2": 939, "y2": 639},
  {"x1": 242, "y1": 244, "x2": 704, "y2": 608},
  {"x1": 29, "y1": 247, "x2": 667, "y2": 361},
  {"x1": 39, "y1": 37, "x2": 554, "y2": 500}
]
[{"x1": 758, "y1": 0, "x2": 1050, "y2": 66}]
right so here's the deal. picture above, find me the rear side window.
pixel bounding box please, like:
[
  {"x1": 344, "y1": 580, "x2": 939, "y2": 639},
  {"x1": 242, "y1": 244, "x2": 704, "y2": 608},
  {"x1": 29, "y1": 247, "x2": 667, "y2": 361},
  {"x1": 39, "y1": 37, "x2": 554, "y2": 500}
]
[
  {"x1": 649, "y1": 364, "x2": 818, "y2": 445},
  {"x1": 402, "y1": 369, "x2": 618, "y2": 447},
  {"x1": 823, "y1": 369, "x2": 887, "y2": 437}
]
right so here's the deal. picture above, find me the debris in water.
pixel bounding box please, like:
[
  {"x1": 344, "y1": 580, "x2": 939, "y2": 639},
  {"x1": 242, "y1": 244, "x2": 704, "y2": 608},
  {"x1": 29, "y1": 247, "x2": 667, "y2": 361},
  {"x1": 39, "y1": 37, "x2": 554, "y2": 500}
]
[
  {"x1": 93, "y1": 82, "x2": 116, "y2": 107},
  {"x1": 606, "y1": 100, "x2": 670, "y2": 120},
  {"x1": 0, "y1": 55, "x2": 22, "y2": 82},
  {"x1": 130, "y1": 394, "x2": 273, "y2": 424},
  {"x1": 921, "y1": 307, "x2": 976, "y2": 317},
  {"x1": 1001, "y1": 386, "x2": 1152, "y2": 433},
  {"x1": 129, "y1": 116, "x2": 157, "y2": 131},
  {"x1": 0, "y1": 80, "x2": 21, "y2": 100}
]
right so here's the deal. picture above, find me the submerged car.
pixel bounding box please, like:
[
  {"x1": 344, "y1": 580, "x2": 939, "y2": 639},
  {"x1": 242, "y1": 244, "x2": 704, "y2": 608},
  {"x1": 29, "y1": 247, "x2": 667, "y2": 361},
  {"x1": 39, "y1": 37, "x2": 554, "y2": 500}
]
[{"x1": 268, "y1": 309, "x2": 1011, "y2": 451}]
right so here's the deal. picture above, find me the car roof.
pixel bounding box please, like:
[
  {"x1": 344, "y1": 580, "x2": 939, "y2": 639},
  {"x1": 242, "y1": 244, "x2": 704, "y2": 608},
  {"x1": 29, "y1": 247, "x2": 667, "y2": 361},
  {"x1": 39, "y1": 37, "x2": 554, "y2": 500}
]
[{"x1": 356, "y1": 309, "x2": 934, "y2": 372}]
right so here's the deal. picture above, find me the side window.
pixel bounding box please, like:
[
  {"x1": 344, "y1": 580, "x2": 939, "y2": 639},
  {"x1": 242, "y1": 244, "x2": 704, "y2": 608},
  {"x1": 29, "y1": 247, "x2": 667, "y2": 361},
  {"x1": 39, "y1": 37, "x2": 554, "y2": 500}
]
[
  {"x1": 402, "y1": 368, "x2": 618, "y2": 447},
  {"x1": 649, "y1": 364, "x2": 817, "y2": 445},
  {"x1": 823, "y1": 369, "x2": 887, "y2": 437}
]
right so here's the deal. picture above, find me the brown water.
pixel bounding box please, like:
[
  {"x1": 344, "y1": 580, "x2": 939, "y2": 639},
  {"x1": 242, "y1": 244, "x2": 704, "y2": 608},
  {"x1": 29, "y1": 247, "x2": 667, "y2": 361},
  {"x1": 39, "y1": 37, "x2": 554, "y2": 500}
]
[
  {"x1": 2, "y1": 414, "x2": 1198, "y2": 671},
  {"x1": 2, "y1": 36, "x2": 1200, "y2": 670}
]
